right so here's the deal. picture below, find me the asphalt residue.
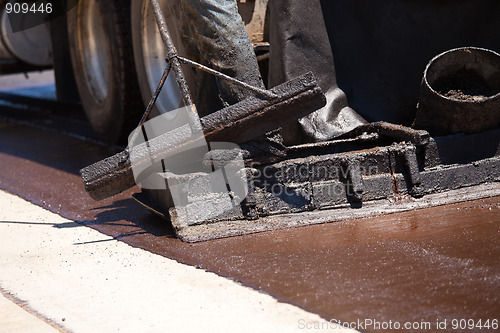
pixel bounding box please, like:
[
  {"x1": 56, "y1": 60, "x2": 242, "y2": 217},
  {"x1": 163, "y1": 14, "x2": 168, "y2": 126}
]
[{"x1": 1, "y1": 102, "x2": 499, "y2": 332}]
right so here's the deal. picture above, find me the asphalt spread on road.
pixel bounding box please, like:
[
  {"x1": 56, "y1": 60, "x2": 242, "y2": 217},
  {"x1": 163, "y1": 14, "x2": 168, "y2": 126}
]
[{"x1": 0, "y1": 100, "x2": 499, "y2": 332}]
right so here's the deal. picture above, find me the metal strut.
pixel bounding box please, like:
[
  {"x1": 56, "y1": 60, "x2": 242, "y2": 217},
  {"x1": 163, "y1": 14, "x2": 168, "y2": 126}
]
[
  {"x1": 149, "y1": 0, "x2": 201, "y2": 131},
  {"x1": 131, "y1": 0, "x2": 278, "y2": 136}
]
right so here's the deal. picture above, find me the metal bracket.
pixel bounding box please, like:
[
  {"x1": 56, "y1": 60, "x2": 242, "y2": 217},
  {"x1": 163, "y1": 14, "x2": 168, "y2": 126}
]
[
  {"x1": 340, "y1": 121, "x2": 430, "y2": 146},
  {"x1": 344, "y1": 158, "x2": 364, "y2": 202},
  {"x1": 398, "y1": 144, "x2": 424, "y2": 198}
]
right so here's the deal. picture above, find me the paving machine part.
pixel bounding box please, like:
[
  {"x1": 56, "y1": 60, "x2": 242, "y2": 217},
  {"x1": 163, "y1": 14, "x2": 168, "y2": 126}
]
[
  {"x1": 81, "y1": 72, "x2": 325, "y2": 201},
  {"x1": 158, "y1": 125, "x2": 500, "y2": 242},
  {"x1": 131, "y1": 0, "x2": 269, "y2": 119},
  {"x1": 132, "y1": 46, "x2": 500, "y2": 242},
  {"x1": 82, "y1": 2, "x2": 500, "y2": 243},
  {"x1": 80, "y1": 0, "x2": 326, "y2": 201}
]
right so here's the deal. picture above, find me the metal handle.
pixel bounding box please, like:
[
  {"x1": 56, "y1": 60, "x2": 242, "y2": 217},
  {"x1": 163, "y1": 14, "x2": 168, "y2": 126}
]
[{"x1": 149, "y1": 0, "x2": 202, "y2": 132}]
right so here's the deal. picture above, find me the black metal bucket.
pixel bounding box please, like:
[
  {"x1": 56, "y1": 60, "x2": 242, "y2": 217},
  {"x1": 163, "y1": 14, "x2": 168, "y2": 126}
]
[{"x1": 413, "y1": 47, "x2": 500, "y2": 136}]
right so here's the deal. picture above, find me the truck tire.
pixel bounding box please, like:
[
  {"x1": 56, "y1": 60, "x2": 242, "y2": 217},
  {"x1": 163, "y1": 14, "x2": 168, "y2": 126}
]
[
  {"x1": 67, "y1": 0, "x2": 143, "y2": 144},
  {"x1": 131, "y1": 0, "x2": 181, "y2": 119}
]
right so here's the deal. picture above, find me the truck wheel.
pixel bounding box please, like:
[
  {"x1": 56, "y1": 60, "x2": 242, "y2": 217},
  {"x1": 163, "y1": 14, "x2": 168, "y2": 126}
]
[
  {"x1": 67, "y1": 0, "x2": 143, "y2": 144},
  {"x1": 131, "y1": 0, "x2": 181, "y2": 120}
]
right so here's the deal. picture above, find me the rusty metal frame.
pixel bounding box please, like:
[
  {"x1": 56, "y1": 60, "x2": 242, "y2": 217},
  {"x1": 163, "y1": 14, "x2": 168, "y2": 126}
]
[
  {"x1": 137, "y1": 125, "x2": 500, "y2": 242},
  {"x1": 130, "y1": 0, "x2": 277, "y2": 146},
  {"x1": 148, "y1": 0, "x2": 275, "y2": 114}
]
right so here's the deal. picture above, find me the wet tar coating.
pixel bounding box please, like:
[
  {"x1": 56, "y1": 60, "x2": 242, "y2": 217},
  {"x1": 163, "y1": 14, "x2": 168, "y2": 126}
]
[
  {"x1": 0, "y1": 118, "x2": 499, "y2": 332},
  {"x1": 80, "y1": 72, "x2": 325, "y2": 201}
]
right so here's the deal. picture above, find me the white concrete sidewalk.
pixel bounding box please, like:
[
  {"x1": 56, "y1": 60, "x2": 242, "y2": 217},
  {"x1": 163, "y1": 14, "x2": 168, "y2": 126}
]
[
  {"x1": 0, "y1": 190, "x2": 357, "y2": 333},
  {"x1": 0, "y1": 292, "x2": 59, "y2": 333}
]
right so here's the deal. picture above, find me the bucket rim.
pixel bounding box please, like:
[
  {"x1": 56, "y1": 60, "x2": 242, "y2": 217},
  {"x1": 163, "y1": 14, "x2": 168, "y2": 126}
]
[{"x1": 423, "y1": 46, "x2": 500, "y2": 103}]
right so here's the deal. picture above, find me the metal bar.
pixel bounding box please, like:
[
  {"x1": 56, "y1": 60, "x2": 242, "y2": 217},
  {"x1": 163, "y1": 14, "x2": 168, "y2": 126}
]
[
  {"x1": 340, "y1": 121, "x2": 430, "y2": 146},
  {"x1": 371, "y1": 122, "x2": 430, "y2": 146},
  {"x1": 143, "y1": 62, "x2": 171, "y2": 125},
  {"x1": 399, "y1": 145, "x2": 424, "y2": 198},
  {"x1": 149, "y1": 0, "x2": 202, "y2": 132},
  {"x1": 178, "y1": 56, "x2": 277, "y2": 100},
  {"x1": 345, "y1": 159, "x2": 364, "y2": 201},
  {"x1": 129, "y1": 62, "x2": 171, "y2": 146}
]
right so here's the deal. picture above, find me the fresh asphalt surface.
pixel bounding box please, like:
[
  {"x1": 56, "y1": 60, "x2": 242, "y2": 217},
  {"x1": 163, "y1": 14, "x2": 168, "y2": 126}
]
[{"x1": 0, "y1": 71, "x2": 499, "y2": 332}]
